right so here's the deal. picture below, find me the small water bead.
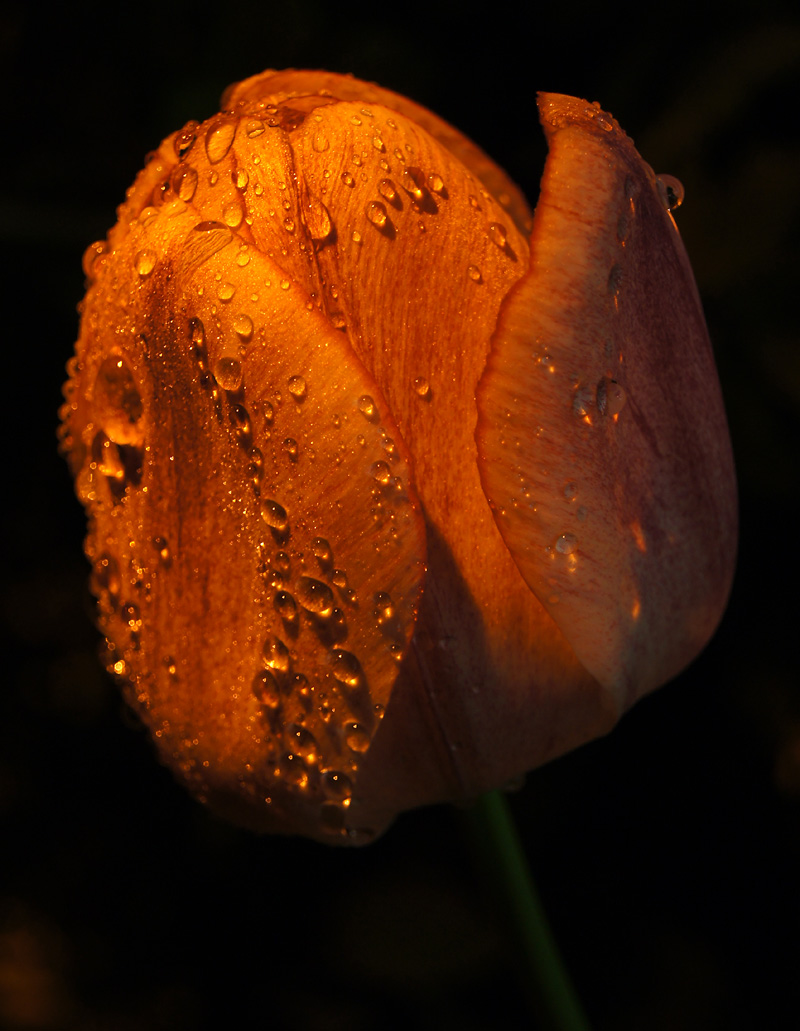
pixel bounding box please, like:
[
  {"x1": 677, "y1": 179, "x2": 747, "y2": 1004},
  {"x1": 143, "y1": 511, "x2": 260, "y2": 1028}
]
[
  {"x1": 134, "y1": 249, "x2": 156, "y2": 276},
  {"x1": 366, "y1": 201, "x2": 388, "y2": 228},
  {"x1": 467, "y1": 265, "x2": 482, "y2": 283},
  {"x1": 93, "y1": 355, "x2": 144, "y2": 446},
  {"x1": 321, "y1": 769, "x2": 353, "y2": 802},
  {"x1": 283, "y1": 438, "x2": 299, "y2": 461},
  {"x1": 371, "y1": 460, "x2": 391, "y2": 485},
  {"x1": 287, "y1": 375, "x2": 307, "y2": 401},
  {"x1": 596, "y1": 377, "x2": 627, "y2": 417},
  {"x1": 298, "y1": 577, "x2": 334, "y2": 617},
  {"x1": 223, "y1": 201, "x2": 244, "y2": 228},
  {"x1": 373, "y1": 592, "x2": 395, "y2": 623},
  {"x1": 253, "y1": 668, "x2": 281, "y2": 708},
  {"x1": 93, "y1": 432, "x2": 125, "y2": 480},
  {"x1": 377, "y1": 178, "x2": 397, "y2": 202},
  {"x1": 488, "y1": 222, "x2": 508, "y2": 250},
  {"x1": 287, "y1": 725, "x2": 318, "y2": 764},
  {"x1": 345, "y1": 722, "x2": 370, "y2": 752},
  {"x1": 283, "y1": 216, "x2": 296, "y2": 234},
  {"x1": 563, "y1": 482, "x2": 578, "y2": 502},
  {"x1": 332, "y1": 649, "x2": 361, "y2": 686},
  {"x1": 607, "y1": 263, "x2": 623, "y2": 298},
  {"x1": 306, "y1": 197, "x2": 333, "y2": 241},
  {"x1": 167, "y1": 168, "x2": 197, "y2": 208},
  {"x1": 572, "y1": 385, "x2": 594, "y2": 419},
  {"x1": 173, "y1": 120, "x2": 199, "y2": 159},
  {"x1": 260, "y1": 499, "x2": 289, "y2": 533},
  {"x1": 217, "y1": 281, "x2": 236, "y2": 302},
  {"x1": 555, "y1": 533, "x2": 578, "y2": 556},
  {"x1": 279, "y1": 753, "x2": 309, "y2": 789},
  {"x1": 263, "y1": 635, "x2": 290, "y2": 674},
  {"x1": 233, "y1": 313, "x2": 253, "y2": 342},
  {"x1": 274, "y1": 590, "x2": 298, "y2": 622},
  {"x1": 402, "y1": 166, "x2": 425, "y2": 200},
  {"x1": 312, "y1": 131, "x2": 329, "y2": 152},
  {"x1": 331, "y1": 569, "x2": 348, "y2": 589},
  {"x1": 357, "y1": 395, "x2": 377, "y2": 421},
  {"x1": 656, "y1": 174, "x2": 684, "y2": 212},
  {"x1": 245, "y1": 118, "x2": 265, "y2": 138},
  {"x1": 213, "y1": 357, "x2": 242, "y2": 392},
  {"x1": 312, "y1": 537, "x2": 333, "y2": 568},
  {"x1": 205, "y1": 119, "x2": 236, "y2": 163},
  {"x1": 413, "y1": 376, "x2": 431, "y2": 400},
  {"x1": 273, "y1": 551, "x2": 291, "y2": 579},
  {"x1": 372, "y1": 135, "x2": 386, "y2": 152},
  {"x1": 428, "y1": 172, "x2": 444, "y2": 194},
  {"x1": 262, "y1": 400, "x2": 275, "y2": 424},
  {"x1": 234, "y1": 168, "x2": 249, "y2": 190},
  {"x1": 341, "y1": 171, "x2": 354, "y2": 187}
]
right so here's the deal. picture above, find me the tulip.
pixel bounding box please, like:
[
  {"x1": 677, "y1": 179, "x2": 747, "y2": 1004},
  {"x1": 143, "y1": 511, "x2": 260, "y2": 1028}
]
[{"x1": 59, "y1": 70, "x2": 736, "y2": 844}]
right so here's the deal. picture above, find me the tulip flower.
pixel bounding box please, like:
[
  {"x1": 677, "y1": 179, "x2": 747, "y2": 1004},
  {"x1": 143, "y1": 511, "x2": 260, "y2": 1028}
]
[{"x1": 59, "y1": 70, "x2": 736, "y2": 844}]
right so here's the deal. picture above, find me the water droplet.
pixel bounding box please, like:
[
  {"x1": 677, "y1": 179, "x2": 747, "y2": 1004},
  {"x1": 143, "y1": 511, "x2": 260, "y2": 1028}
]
[
  {"x1": 213, "y1": 356, "x2": 242, "y2": 391},
  {"x1": 341, "y1": 171, "x2": 354, "y2": 187},
  {"x1": 263, "y1": 635, "x2": 290, "y2": 673},
  {"x1": 287, "y1": 724, "x2": 318, "y2": 764},
  {"x1": 467, "y1": 265, "x2": 482, "y2": 283},
  {"x1": 555, "y1": 533, "x2": 578, "y2": 555},
  {"x1": 373, "y1": 591, "x2": 395, "y2": 623},
  {"x1": 205, "y1": 119, "x2": 236, "y2": 163},
  {"x1": 306, "y1": 197, "x2": 333, "y2": 241},
  {"x1": 298, "y1": 577, "x2": 334, "y2": 617},
  {"x1": 171, "y1": 165, "x2": 198, "y2": 202},
  {"x1": 656, "y1": 174, "x2": 684, "y2": 211},
  {"x1": 331, "y1": 569, "x2": 348, "y2": 589},
  {"x1": 282, "y1": 438, "x2": 299, "y2": 461},
  {"x1": 428, "y1": 172, "x2": 444, "y2": 194},
  {"x1": 596, "y1": 377, "x2": 627, "y2": 417},
  {"x1": 366, "y1": 200, "x2": 388, "y2": 228},
  {"x1": 572, "y1": 385, "x2": 594, "y2": 419},
  {"x1": 234, "y1": 168, "x2": 249, "y2": 190},
  {"x1": 153, "y1": 536, "x2": 171, "y2": 565},
  {"x1": 283, "y1": 216, "x2": 295, "y2": 234},
  {"x1": 279, "y1": 753, "x2": 308, "y2": 788},
  {"x1": 216, "y1": 281, "x2": 236, "y2": 302},
  {"x1": 223, "y1": 200, "x2": 243, "y2": 228},
  {"x1": 402, "y1": 167, "x2": 425, "y2": 200},
  {"x1": 357, "y1": 395, "x2": 377, "y2": 421},
  {"x1": 260, "y1": 499, "x2": 289, "y2": 533},
  {"x1": 253, "y1": 668, "x2": 281, "y2": 708},
  {"x1": 413, "y1": 376, "x2": 431, "y2": 400},
  {"x1": 245, "y1": 118, "x2": 265, "y2": 138},
  {"x1": 345, "y1": 722, "x2": 370, "y2": 752},
  {"x1": 93, "y1": 355, "x2": 144, "y2": 446},
  {"x1": 274, "y1": 590, "x2": 298, "y2": 622},
  {"x1": 287, "y1": 375, "x2": 307, "y2": 401},
  {"x1": 233, "y1": 313, "x2": 253, "y2": 342},
  {"x1": 488, "y1": 222, "x2": 507, "y2": 249},
  {"x1": 563, "y1": 482, "x2": 578, "y2": 501},
  {"x1": 321, "y1": 769, "x2": 353, "y2": 802},
  {"x1": 134, "y1": 249, "x2": 156, "y2": 276},
  {"x1": 173, "y1": 120, "x2": 199, "y2": 159},
  {"x1": 312, "y1": 131, "x2": 329, "y2": 152},
  {"x1": 378, "y1": 178, "x2": 397, "y2": 202},
  {"x1": 332, "y1": 650, "x2": 361, "y2": 686},
  {"x1": 371, "y1": 460, "x2": 391, "y2": 485},
  {"x1": 312, "y1": 537, "x2": 333, "y2": 567}
]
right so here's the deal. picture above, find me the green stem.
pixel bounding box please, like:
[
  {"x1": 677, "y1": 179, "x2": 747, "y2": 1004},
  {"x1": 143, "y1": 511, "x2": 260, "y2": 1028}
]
[{"x1": 463, "y1": 790, "x2": 591, "y2": 1031}]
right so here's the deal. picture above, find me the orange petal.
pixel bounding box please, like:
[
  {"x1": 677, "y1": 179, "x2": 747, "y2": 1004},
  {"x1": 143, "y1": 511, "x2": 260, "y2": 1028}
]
[
  {"x1": 476, "y1": 94, "x2": 737, "y2": 710},
  {"x1": 62, "y1": 164, "x2": 426, "y2": 842}
]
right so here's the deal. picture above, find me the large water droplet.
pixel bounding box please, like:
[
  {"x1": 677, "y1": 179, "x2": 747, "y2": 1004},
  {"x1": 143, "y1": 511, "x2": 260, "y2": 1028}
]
[
  {"x1": 222, "y1": 200, "x2": 244, "y2": 228},
  {"x1": 93, "y1": 355, "x2": 144, "y2": 446},
  {"x1": 287, "y1": 375, "x2": 307, "y2": 401},
  {"x1": 321, "y1": 769, "x2": 353, "y2": 802},
  {"x1": 134, "y1": 249, "x2": 156, "y2": 277},
  {"x1": 253, "y1": 668, "x2": 281, "y2": 708},
  {"x1": 298, "y1": 577, "x2": 334, "y2": 617},
  {"x1": 366, "y1": 201, "x2": 388, "y2": 228},
  {"x1": 332, "y1": 649, "x2": 361, "y2": 686},
  {"x1": 263, "y1": 635, "x2": 290, "y2": 673},
  {"x1": 171, "y1": 165, "x2": 198, "y2": 202},
  {"x1": 306, "y1": 197, "x2": 333, "y2": 242},
  {"x1": 357, "y1": 395, "x2": 377, "y2": 421},
  {"x1": 488, "y1": 222, "x2": 508, "y2": 249},
  {"x1": 260, "y1": 499, "x2": 289, "y2": 533},
  {"x1": 402, "y1": 167, "x2": 425, "y2": 201},
  {"x1": 555, "y1": 533, "x2": 578, "y2": 556},
  {"x1": 413, "y1": 376, "x2": 431, "y2": 400},
  {"x1": 596, "y1": 377, "x2": 627, "y2": 417},
  {"x1": 373, "y1": 592, "x2": 395, "y2": 624},
  {"x1": 656, "y1": 174, "x2": 684, "y2": 212},
  {"x1": 378, "y1": 178, "x2": 397, "y2": 202},
  {"x1": 274, "y1": 590, "x2": 298, "y2": 623},
  {"x1": 205, "y1": 119, "x2": 236, "y2": 163},
  {"x1": 345, "y1": 722, "x2": 370, "y2": 752},
  {"x1": 233, "y1": 313, "x2": 253, "y2": 342},
  {"x1": 312, "y1": 537, "x2": 333, "y2": 568},
  {"x1": 213, "y1": 356, "x2": 242, "y2": 392},
  {"x1": 467, "y1": 265, "x2": 482, "y2": 283}
]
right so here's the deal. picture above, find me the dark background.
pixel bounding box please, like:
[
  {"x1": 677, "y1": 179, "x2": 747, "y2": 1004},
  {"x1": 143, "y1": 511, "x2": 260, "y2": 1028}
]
[{"x1": 2, "y1": 1, "x2": 799, "y2": 1028}]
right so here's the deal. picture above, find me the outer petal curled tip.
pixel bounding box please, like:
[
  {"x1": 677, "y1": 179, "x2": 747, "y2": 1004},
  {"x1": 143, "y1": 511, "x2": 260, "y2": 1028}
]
[
  {"x1": 64, "y1": 177, "x2": 426, "y2": 843},
  {"x1": 476, "y1": 93, "x2": 737, "y2": 710}
]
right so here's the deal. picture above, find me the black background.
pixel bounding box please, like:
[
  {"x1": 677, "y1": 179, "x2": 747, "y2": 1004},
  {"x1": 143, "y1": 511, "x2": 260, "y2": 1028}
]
[{"x1": 2, "y1": 1, "x2": 799, "y2": 1028}]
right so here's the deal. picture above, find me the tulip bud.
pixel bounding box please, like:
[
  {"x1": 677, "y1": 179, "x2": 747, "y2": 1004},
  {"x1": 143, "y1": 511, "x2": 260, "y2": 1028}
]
[{"x1": 59, "y1": 71, "x2": 736, "y2": 844}]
